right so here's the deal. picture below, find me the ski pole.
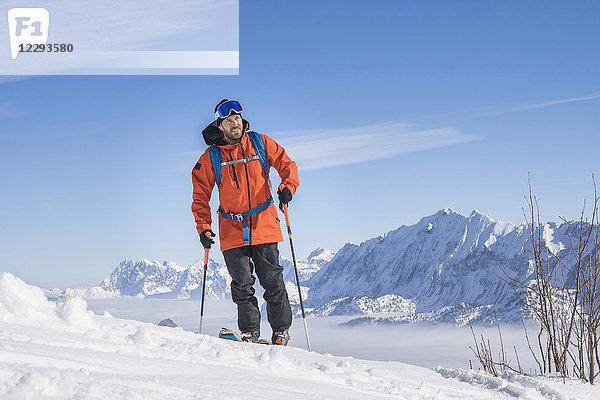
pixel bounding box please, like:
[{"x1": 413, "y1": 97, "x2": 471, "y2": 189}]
[
  {"x1": 198, "y1": 247, "x2": 209, "y2": 334},
  {"x1": 282, "y1": 203, "x2": 311, "y2": 352}
]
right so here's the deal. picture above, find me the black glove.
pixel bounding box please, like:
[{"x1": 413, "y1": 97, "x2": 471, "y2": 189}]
[
  {"x1": 277, "y1": 187, "x2": 292, "y2": 211},
  {"x1": 200, "y1": 229, "x2": 215, "y2": 249}
]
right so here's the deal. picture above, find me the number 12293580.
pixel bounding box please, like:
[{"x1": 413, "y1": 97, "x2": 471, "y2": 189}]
[{"x1": 19, "y1": 43, "x2": 74, "y2": 53}]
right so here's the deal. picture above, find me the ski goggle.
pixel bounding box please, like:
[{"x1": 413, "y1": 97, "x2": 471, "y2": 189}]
[{"x1": 214, "y1": 100, "x2": 243, "y2": 119}]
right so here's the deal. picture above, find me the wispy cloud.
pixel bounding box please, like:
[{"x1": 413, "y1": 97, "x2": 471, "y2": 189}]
[
  {"x1": 0, "y1": 101, "x2": 24, "y2": 117},
  {"x1": 47, "y1": 0, "x2": 234, "y2": 50},
  {"x1": 0, "y1": 77, "x2": 29, "y2": 85},
  {"x1": 275, "y1": 122, "x2": 479, "y2": 170},
  {"x1": 1, "y1": 0, "x2": 234, "y2": 50},
  {"x1": 475, "y1": 92, "x2": 600, "y2": 117}
]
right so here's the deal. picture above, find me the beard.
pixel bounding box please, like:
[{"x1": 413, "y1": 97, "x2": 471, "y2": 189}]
[{"x1": 223, "y1": 124, "x2": 243, "y2": 142}]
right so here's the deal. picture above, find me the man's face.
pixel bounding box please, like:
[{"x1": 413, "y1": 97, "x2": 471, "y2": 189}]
[{"x1": 219, "y1": 114, "x2": 243, "y2": 143}]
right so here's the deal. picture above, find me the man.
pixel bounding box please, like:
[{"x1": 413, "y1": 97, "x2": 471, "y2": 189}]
[{"x1": 191, "y1": 99, "x2": 299, "y2": 345}]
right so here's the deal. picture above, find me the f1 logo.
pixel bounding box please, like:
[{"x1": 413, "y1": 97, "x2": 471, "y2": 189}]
[{"x1": 7, "y1": 8, "x2": 49, "y2": 60}]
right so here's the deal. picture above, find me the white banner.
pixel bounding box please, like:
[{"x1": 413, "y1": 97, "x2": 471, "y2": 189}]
[{"x1": 1, "y1": 0, "x2": 239, "y2": 75}]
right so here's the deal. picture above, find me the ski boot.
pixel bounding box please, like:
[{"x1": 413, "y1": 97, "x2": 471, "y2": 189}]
[
  {"x1": 271, "y1": 330, "x2": 290, "y2": 346},
  {"x1": 241, "y1": 331, "x2": 260, "y2": 343}
]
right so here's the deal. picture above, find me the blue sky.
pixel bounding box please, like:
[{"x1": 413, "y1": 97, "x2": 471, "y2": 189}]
[{"x1": 1, "y1": 1, "x2": 599, "y2": 288}]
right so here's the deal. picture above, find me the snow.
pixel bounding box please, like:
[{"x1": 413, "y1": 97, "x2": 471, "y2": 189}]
[
  {"x1": 435, "y1": 368, "x2": 599, "y2": 400},
  {"x1": 306, "y1": 247, "x2": 336, "y2": 262},
  {"x1": 281, "y1": 248, "x2": 335, "y2": 283},
  {"x1": 80, "y1": 298, "x2": 542, "y2": 371},
  {"x1": 543, "y1": 223, "x2": 566, "y2": 254},
  {"x1": 307, "y1": 294, "x2": 415, "y2": 318},
  {"x1": 0, "y1": 273, "x2": 99, "y2": 333},
  {"x1": 443, "y1": 207, "x2": 457, "y2": 215},
  {"x1": 63, "y1": 286, "x2": 119, "y2": 299},
  {"x1": 2, "y1": 272, "x2": 599, "y2": 399}
]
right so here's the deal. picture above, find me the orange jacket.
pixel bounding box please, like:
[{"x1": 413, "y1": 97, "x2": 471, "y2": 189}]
[{"x1": 192, "y1": 123, "x2": 299, "y2": 251}]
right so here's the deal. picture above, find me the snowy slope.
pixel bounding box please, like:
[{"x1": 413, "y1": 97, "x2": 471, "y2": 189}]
[{"x1": 2, "y1": 272, "x2": 597, "y2": 400}]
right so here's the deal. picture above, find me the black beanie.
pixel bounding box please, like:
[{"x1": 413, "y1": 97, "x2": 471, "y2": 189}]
[{"x1": 214, "y1": 99, "x2": 229, "y2": 113}]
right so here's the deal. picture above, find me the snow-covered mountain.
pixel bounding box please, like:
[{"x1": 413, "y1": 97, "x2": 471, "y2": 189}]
[
  {"x1": 304, "y1": 207, "x2": 571, "y2": 325},
  {"x1": 281, "y1": 247, "x2": 336, "y2": 283},
  {"x1": 171, "y1": 258, "x2": 231, "y2": 300},
  {"x1": 100, "y1": 249, "x2": 335, "y2": 300},
  {"x1": 307, "y1": 294, "x2": 416, "y2": 318},
  {"x1": 97, "y1": 208, "x2": 578, "y2": 325},
  {"x1": 100, "y1": 258, "x2": 230, "y2": 299},
  {"x1": 100, "y1": 259, "x2": 186, "y2": 297}
]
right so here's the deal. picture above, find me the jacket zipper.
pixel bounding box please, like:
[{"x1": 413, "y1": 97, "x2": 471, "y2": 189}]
[
  {"x1": 228, "y1": 149, "x2": 240, "y2": 189},
  {"x1": 240, "y1": 141, "x2": 253, "y2": 244}
]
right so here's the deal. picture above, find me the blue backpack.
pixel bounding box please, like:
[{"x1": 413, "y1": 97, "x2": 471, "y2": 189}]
[
  {"x1": 209, "y1": 131, "x2": 269, "y2": 187},
  {"x1": 208, "y1": 131, "x2": 273, "y2": 244}
]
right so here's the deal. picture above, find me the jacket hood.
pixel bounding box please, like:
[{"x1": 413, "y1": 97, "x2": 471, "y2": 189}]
[{"x1": 202, "y1": 118, "x2": 250, "y2": 146}]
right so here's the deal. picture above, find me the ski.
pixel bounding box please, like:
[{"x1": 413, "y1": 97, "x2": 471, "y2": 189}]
[
  {"x1": 218, "y1": 328, "x2": 242, "y2": 341},
  {"x1": 218, "y1": 328, "x2": 272, "y2": 345}
]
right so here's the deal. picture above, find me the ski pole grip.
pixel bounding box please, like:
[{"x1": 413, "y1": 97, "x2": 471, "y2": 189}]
[
  {"x1": 203, "y1": 248, "x2": 209, "y2": 266},
  {"x1": 283, "y1": 203, "x2": 291, "y2": 227}
]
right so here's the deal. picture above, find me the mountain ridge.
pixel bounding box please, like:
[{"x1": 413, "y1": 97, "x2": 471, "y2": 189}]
[
  {"x1": 99, "y1": 248, "x2": 335, "y2": 300},
  {"x1": 304, "y1": 207, "x2": 572, "y2": 325},
  {"x1": 88, "y1": 208, "x2": 579, "y2": 325}
]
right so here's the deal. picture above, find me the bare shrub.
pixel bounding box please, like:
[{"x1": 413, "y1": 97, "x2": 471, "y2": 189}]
[
  {"x1": 487, "y1": 175, "x2": 600, "y2": 383},
  {"x1": 470, "y1": 321, "x2": 523, "y2": 376}
]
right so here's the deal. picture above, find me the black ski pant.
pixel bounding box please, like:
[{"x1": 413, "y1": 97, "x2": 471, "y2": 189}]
[{"x1": 222, "y1": 242, "x2": 292, "y2": 334}]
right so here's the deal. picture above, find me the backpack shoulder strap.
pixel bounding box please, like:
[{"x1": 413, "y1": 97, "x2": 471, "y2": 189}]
[
  {"x1": 209, "y1": 145, "x2": 222, "y2": 188},
  {"x1": 247, "y1": 131, "x2": 269, "y2": 175}
]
